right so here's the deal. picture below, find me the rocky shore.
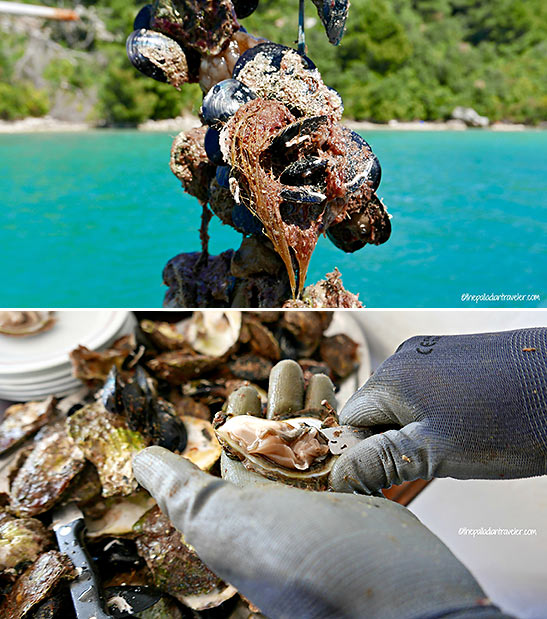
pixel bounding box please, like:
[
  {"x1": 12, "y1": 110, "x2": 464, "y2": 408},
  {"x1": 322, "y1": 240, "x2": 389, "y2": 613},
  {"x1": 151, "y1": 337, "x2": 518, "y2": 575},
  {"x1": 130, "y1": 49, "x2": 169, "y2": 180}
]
[{"x1": 0, "y1": 115, "x2": 536, "y2": 133}]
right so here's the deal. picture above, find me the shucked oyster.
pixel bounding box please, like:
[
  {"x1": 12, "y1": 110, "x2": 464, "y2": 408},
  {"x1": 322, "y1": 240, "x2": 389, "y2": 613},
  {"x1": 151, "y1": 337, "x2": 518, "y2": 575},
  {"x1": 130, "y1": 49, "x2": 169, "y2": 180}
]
[{"x1": 215, "y1": 415, "x2": 334, "y2": 490}]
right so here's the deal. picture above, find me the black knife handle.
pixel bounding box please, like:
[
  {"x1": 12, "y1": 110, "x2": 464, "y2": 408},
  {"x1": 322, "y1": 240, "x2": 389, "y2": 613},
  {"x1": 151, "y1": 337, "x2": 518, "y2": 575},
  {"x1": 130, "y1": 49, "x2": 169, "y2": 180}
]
[{"x1": 54, "y1": 516, "x2": 112, "y2": 619}]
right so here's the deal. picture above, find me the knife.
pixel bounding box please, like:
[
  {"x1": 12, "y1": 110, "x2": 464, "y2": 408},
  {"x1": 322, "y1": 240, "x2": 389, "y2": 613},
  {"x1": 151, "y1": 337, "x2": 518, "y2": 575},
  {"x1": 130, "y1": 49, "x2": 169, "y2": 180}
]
[
  {"x1": 52, "y1": 502, "x2": 112, "y2": 619},
  {"x1": 319, "y1": 425, "x2": 399, "y2": 455}
]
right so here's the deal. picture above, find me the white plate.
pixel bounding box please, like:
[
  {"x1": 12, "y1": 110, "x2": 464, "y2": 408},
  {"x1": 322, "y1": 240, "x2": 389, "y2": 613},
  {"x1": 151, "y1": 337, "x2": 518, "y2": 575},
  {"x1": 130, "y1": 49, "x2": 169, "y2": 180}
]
[
  {"x1": 0, "y1": 374, "x2": 79, "y2": 392},
  {"x1": 0, "y1": 311, "x2": 130, "y2": 375},
  {"x1": 0, "y1": 384, "x2": 81, "y2": 400}
]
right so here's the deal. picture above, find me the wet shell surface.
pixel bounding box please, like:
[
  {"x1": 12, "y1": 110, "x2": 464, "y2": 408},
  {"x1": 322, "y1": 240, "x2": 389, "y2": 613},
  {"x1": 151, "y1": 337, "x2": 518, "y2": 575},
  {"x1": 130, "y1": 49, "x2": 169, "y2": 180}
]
[{"x1": 215, "y1": 415, "x2": 334, "y2": 489}]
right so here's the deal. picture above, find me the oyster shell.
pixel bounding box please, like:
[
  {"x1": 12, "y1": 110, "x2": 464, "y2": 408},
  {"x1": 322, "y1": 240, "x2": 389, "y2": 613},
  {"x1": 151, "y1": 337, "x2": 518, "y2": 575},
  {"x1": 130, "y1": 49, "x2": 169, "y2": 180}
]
[
  {"x1": 180, "y1": 415, "x2": 221, "y2": 471},
  {"x1": 0, "y1": 311, "x2": 55, "y2": 337},
  {"x1": 181, "y1": 310, "x2": 241, "y2": 357},
  {"x1": 66, "y1": 401, "x2": 147, "y2": 497},
  {"x1": 0, "y1": 550, "x2": 77, "y2": 618},
  {"x1": 9, "y1": 426, "x2": 85, "y2": 517},
  {"x1": 0, "y1": 511, "x2": 53, "y2": 573},
  {"x1": 215, "y1": 415, "x2": 334, "y2": 490},
  {"x1": 0, "y1": 397, "x2": 55, "y2": 456},
  {"x1": 134, "y1": 506, "x2": 237, "y2": 611}
]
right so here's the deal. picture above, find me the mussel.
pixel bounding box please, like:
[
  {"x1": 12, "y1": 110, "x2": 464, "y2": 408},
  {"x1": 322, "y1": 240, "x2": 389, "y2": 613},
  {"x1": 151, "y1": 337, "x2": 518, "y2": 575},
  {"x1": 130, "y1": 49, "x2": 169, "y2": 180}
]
[
  {"x1": 232, "y1": 42, "x2": 315, "y2": 79},
  {"x1": 204, "y1": 126, "x2": 225, "y2": 165},
  {"x1": 101, "y1": 367, "x2": 188, "y2": 453},
  {"x1": 343, "y1": 129, "x2": 382, "y2": 193},
  {"x1": 327, "y1": 193, "x2": 392, "y2": 252},
  {"x1": 126, "y1": 28, "x2": 188, "y2": 88},
  {"x1": 310, "y1": 0, "x2": 349, "y2": 45},
  {"x1": 201, "y1": 78, "x2": 256, "y2": 127},
  {"x1": 133, "y1": 4, "x2": 153, "y2": 30},
  {"x1": 232, "y1": 0, "x2": 259, "y2": 19}
]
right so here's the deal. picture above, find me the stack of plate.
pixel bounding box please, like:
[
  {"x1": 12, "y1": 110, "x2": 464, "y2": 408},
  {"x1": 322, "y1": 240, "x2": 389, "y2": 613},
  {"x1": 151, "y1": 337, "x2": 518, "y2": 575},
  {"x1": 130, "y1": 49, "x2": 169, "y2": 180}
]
[{"x1": 0, "y1": 311, "x2": 134, "y2": 402}]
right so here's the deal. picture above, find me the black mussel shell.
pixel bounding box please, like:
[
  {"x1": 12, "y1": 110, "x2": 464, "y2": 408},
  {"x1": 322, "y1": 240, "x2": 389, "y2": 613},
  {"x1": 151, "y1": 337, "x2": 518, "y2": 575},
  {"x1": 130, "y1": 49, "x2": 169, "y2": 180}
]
[
  {"x1": 102, "y1": 367, "x2": 124, "y2": 415},
  {"x1": 148, "y1": 400, "x2": 188, "y2": 452},
  {"x1": 91, "y1": 538, "x2": 144, "y2": 573},
  {"x1": 133, "y1": 4, "x2": 153, "y2": 30},
  {"x1": 126, "y1": 28, "x2": 186, "y2": 84},
  {"x1": 279, "y1": 157, "x2": 328, "y2": 186},
  {"x1": 268, "y1": 116, "x2": 329, "y2": 155},
  {"x1": 232, "y1": 42, "x2": 316, "y2": 79},
  {"x1": 232, "y1": 202, "x2": 264, "y2": 236},
  {"x1": 311, "y1": 0, "x2": 349, "y2": 45},
  {"x1": 204, "y1": 127, "x2": 224, "y2": 165},
  {"x1": 279, "y1": 187, "x2": 326, "y2": 204},
  {"x1": 201, "y1": 78, "x2": 256, "y2": 127},
  {"x1": 344, "y1": 130, "x2": 382, "y2": 193},
  {"x1": 232, "y1": 0, "x2": 259, "y2": 19},
  {"x1": 327, "y1": 194, "x2": 391, "y2": 252},
  {"x1": 216, "y1": 165, "x2": 231, "y2": 189},
  {"x1": 134, "y1": 365, "x2": 154, "y2": 399},
  {"x1": 121, "y1": 379, "x2": 148, "y2": 432}
]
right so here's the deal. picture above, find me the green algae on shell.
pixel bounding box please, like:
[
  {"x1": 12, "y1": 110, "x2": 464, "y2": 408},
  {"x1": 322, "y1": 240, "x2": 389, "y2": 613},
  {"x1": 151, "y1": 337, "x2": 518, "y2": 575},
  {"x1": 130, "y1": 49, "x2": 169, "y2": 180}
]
[
  {"x1": 66, "y1": 401, "x2": 147, "y2": 498},
  {"x1": 0, "y1": 511, "x2": 53, "y2": 573}
]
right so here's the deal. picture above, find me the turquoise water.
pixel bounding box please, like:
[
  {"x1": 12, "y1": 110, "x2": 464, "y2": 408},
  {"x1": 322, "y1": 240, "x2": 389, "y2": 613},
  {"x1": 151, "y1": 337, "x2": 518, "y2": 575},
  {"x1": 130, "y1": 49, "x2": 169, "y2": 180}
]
[{"x1": 1, "y1": 130, "x2": 545, "y2": 307}]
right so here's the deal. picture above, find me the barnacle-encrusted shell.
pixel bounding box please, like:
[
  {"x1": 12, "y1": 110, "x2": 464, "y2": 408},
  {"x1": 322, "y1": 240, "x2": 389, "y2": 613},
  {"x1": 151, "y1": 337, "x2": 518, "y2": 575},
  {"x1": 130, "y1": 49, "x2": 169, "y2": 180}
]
[{"x1": 215, "y1": 415, "x2": 334, "y2": 490}]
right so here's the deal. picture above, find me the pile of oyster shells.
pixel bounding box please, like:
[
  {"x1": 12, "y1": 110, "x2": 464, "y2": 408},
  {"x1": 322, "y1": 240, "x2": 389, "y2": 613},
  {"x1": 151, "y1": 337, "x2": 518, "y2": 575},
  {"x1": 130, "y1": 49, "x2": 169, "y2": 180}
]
[
  {"x1": 126, "y1": 0, "x2": 392, "y2": 308},
  {"x1": 0, "y1": 311, "x2": 359, "y2": 618}
]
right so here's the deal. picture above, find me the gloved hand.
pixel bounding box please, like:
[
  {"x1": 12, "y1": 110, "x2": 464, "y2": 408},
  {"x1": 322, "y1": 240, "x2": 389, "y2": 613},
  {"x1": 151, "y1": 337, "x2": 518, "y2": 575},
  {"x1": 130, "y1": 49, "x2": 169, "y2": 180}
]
[
  {"x1": 134, "y1": 446, "x2": 510, "y2": 619},
  {"x1": 134, "y1": 359, "x2": 510, "y2": 619},
  {"x1": 330, "y1": 328, "x2": 547, "y2": 494}
]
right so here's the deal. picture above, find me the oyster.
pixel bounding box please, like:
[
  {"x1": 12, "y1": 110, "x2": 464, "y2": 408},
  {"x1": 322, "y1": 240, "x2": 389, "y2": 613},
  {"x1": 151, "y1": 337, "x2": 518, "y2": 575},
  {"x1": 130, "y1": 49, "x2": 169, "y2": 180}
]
[
  {"x1": 70, "y1": 334, "x2": 135, "y2": 382},
  {"x1": 0, "y1": 311, "x2": 55, "y2": 337},
  {"x1": 0, "y1": 550, "x2": 76, "y2": 618},
  {"x1": 181, "y1": 310, "x2": 241, "y2": 357},
  {"x1": 134, "y1": 506, "x2": 237, "y2": 611},
  {"x1": 0, "y1": 511, "x2": 53, "y2": 573},
  {"x1": 9, "y1": 426, "x2": 85, "y2": 517},
  {"x1": 215, "y1": 415, "x2": 334, "y2": 490},
  {"x1": 180, "y1": 415, "x2": 222, "y2": 471},
  {"x1": 0, "y1": 397, "x2": 55, "y2": 456},
  {"x1": 66, "y1": 401, "x2": 147, "y2": 497}
]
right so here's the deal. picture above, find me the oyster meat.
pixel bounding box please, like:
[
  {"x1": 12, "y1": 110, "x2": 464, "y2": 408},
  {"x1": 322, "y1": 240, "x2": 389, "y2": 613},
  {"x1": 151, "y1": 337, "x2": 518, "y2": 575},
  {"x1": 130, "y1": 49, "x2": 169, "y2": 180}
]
[{"x1": 215, "y1": 415, "x2": 334, "y2": 489}]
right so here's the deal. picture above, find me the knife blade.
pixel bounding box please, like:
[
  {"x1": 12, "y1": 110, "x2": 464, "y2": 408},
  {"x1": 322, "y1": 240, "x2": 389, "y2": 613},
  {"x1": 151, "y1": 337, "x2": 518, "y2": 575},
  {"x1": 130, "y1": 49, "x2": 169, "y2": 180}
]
[
  {"x1": 52, "y1": 502, "x2": 112, "y2": 619},
  {"x1": 319, "y1": 425, "x2": 375, "y2": 455}
]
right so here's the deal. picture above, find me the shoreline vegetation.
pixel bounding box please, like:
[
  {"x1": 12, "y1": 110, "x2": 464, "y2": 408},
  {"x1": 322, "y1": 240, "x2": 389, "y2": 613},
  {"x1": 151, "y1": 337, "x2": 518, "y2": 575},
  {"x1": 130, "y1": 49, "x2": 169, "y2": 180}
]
[
  {"x1": 0, "y1": 115, "x2": 537, "y2": 134},
  {"x1": 1, "y1": 1, "x2": 545, "y2": 129}
]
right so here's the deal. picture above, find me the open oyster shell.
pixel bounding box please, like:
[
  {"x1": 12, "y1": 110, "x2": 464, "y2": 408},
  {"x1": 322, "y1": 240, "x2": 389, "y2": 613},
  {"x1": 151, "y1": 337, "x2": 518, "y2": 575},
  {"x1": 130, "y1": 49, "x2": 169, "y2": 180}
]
[{"x1": 215, "y1": 415, "x2": 334, "y2": 490}]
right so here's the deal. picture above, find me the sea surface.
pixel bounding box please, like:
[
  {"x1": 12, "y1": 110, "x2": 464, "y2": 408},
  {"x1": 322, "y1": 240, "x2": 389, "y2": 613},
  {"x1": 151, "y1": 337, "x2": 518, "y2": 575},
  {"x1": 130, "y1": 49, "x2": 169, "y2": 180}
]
[{"x1": 1, "y1": 130, "x2": 545, "y2": 307}]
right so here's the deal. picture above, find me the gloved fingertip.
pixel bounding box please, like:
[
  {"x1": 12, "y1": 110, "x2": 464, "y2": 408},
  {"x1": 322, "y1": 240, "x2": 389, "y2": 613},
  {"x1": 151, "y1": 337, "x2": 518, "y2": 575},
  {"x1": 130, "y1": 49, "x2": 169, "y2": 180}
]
[{"x1": 132, "y1": 445, "x2": 197, "y2": 493}]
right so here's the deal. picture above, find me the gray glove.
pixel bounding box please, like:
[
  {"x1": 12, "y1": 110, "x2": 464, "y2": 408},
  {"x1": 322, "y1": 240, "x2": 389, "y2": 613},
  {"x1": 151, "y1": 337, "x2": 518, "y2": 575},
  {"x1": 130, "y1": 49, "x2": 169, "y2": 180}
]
[
  {"x1": 134, "y1": 446, "x2": 510, "y2": 619},
  {"x1": 331, "y1": 328, "x2": 547, "y2": 494}
]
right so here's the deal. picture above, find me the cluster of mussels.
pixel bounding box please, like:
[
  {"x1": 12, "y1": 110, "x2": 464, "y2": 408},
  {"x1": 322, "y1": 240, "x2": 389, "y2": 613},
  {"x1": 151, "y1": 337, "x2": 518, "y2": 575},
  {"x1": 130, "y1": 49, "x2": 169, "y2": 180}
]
[
  {"x1": 0, "y1": 311, "x2": 359, "y2": 618},
  {"x1": 126, "y1": 0, "x2": 392, "y2": 308}
]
